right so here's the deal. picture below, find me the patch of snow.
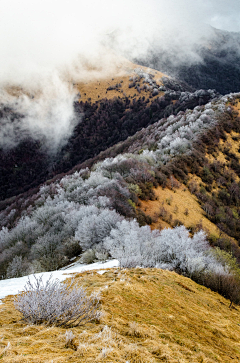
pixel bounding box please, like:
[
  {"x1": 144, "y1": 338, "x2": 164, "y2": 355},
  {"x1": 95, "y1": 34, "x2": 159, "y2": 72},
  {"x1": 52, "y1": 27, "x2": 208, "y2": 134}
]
[
  {"x1": 97, "y1": 270, "x2": 107, "y2": 275},
  {"x1": 69, "y1": 256, "x2": 77, "y2": 261},
  {"x1": 0, "y1": 259, "x2": 119, "y2": 303}
]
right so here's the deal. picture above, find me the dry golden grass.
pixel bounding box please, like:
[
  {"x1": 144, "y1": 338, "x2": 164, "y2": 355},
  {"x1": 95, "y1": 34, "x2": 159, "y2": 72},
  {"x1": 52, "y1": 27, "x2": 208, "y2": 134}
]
[
  {"x1": 75, "y1": 61, "x2": 166, "y2": 103},
  {"x1": 227, "y1": 131, "x2": 240, "y2": 159},
  {"x1": 1, "y1": 268, "x2": 240, "y2": 362},
  {"x1": 232, "y1": 98, "x2": 240, "y2": 114},
  {"x1": 205, "y1": 96, "x2": 240, "y2": 163},
  {"x1": 205, "y1": 150, "x2": 228, "y2": 165},
  {"x1": 140, "y1": 184, "x2": 220, "y2": 238},
  {"x1": 3, "y1": 85, "x2": 41, "y2": 99}
]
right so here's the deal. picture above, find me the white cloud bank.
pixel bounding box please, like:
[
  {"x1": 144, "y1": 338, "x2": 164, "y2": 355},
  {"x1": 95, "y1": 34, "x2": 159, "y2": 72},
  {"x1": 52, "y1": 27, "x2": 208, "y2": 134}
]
[{"x1": 0, "y1": 0, "x2": 239, "y2": 150}]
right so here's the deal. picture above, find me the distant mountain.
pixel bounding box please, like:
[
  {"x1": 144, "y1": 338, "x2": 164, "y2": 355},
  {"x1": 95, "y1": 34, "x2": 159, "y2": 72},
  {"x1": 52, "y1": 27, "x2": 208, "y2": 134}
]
[{"x1": 136, "y1": 28, "x2": 240, "y2": 95}]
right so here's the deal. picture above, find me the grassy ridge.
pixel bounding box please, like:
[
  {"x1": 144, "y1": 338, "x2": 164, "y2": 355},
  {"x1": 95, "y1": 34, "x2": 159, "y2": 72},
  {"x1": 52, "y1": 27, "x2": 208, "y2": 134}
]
[{"x1": 1, "y1": 268, "x2": 240, "y2": 362}]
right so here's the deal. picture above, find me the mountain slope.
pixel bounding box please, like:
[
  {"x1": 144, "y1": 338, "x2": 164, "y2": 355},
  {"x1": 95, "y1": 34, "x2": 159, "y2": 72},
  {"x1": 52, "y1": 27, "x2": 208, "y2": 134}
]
[
  {"x1": 135, "y1": 100, "x2": 240, "y2": 246},
  {"x1": 105, "y1": 94, "x2": 240, "y2": 246},
  {"x1": 0, "y1": 89, "x2": 240, "y2": 281},
  {"x1": 1, "y1": 268, "x2": 240, "y2": 362}
]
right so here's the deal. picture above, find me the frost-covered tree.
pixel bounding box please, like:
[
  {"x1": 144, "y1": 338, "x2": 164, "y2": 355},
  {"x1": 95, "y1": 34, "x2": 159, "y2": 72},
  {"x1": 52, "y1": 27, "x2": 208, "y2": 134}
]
[
  {"x1": 75, "y1": 209, "x2": 123, "y2": 251},
  {"x1": 104, "y1": 222, "x2": 228, "y2": 280},
  {"x1": 104, "y1": 219, "x2": 160, "y2": 268},
  {"x1": 6, "y1": 256, "x2": 30, "y2": 279}
]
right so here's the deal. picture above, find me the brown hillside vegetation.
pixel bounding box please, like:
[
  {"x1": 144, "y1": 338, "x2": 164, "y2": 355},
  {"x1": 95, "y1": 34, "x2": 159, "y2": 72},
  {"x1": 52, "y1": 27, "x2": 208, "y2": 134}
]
[
  {"x1": 205, "y1": 130, "x2": 240, "y2": 183},
  {"x1": 1, "y1": 268, "x2": 240, "y2": 362},
  {"x1": 136, "y1": 97, "x2": 240, "y2": 251},
  {"x1": 140, "y1": 184, "x2": 221, "y2": 237},
  {"x1": 75, "y1": 60, "x2": 166, "y2": 103}
]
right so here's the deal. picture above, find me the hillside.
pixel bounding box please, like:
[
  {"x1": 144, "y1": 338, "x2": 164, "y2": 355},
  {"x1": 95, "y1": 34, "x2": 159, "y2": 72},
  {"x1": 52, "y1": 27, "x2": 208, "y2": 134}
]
[
  {"x1": 75, "y1": 60, "x2": 166, "y2": 103},
  {"x1": 1, "y1": 268, "x2": 240, "y2": 362},
  {"x1": 87, "y1": 93, "x2": 240, "y2": 247},
  {"x1": 65, "y1": 92, "x2": 240, "y2": 247},
  {"x1": 137, "y1": 113, "x2": 240, "y2": 245},
  {"x1": 0, "y1": 77, "x2": 240, "y2": 282}
]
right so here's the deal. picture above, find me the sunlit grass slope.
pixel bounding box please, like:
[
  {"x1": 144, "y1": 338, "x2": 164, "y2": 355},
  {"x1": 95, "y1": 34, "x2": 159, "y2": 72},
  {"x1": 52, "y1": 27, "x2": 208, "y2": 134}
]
[
  {"x1": 1, "y1": 268, "x2": 240, "y2": 362},
  {"x1": 75, "y1": 60, "x2": 166, "y2": 103},
  {"x1": 140, "y1": 184, "x2": 221, "y2": 236}
]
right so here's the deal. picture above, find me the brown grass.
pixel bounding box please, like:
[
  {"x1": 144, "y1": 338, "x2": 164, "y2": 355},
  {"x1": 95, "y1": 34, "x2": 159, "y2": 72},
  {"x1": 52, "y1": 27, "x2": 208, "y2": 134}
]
[
  {"x1": 232, "y1": 98, "x2": 240, "y2": 114},
  {"x1": 1, "y1": 268, "x2": 240, "y2": 362},
  {"x1": 208, "y1": 97, "x2": 240, "y2": 170},
  {"x1": 205, "y1": 149, "x2": 228, "y2": 165},
  {"x1": 140, "y1": 184, "x2": 220, "y2": 237},
  {"x1": 205, "y1": 130, "x2": 240, "y2": 186},
  {"x1": 75, "y1": 61, "x2": 166, "y2": 103}
]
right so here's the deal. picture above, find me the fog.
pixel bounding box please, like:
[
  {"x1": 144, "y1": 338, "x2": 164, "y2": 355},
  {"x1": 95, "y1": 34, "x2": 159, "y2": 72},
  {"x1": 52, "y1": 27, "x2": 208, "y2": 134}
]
[{"x1": 0, "y1": 0, "x2": 239, "y2": 150}]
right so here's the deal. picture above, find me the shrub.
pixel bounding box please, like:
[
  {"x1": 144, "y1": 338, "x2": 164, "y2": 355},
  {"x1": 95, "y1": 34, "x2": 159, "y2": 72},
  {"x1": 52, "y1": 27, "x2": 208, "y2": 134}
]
[
  {"x1": 166, "y1": 196, "x2": 173, "y2": 205},
  {"x1": 136, "y1": 208, "x2": 152, "y2": 226},
  {"x1": 14, "y1": 275, "x2": 100, "y2": 327},
  {"x1": 195, "y1": 247, "x2": 240, "y2": 307},
  {"x1": 172, "y1": 219, "x2": 183, "y2": 227},
  {"x1": 75, "y1": 209, "x2": 123, "y2": 251},
  {"x1": 203, "y1": 270, "x2": 240, "y2": 308},
  {"x1": 6, "y1": 256, "x2": 31, "y2": 279},
  {"x1": 79, "y1": 249, "x2": 96, "y2": 264}
]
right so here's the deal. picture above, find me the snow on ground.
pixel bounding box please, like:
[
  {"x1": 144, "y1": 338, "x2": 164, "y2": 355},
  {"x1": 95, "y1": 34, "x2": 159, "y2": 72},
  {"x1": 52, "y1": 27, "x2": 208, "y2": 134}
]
[{"x1": 0, "y1": 259, "x2": 119, "y2": 303}]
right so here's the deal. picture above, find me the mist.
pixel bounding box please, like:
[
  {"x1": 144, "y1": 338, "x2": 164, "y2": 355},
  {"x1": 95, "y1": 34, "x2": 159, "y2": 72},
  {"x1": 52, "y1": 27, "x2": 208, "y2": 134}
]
[{"x1": 1, "y1": 0, "x2": 240, "y2": 150}]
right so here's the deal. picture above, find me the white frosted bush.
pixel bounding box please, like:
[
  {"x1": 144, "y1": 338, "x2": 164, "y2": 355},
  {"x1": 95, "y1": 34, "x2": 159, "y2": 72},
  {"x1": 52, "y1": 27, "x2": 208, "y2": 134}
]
[
  {"x1": 104, "y1": 219, "x2": 155, "y2": 267},
  {"x1": 75, "y1": 208, "x2": 123, "y2": 251},
  {"x1": 104, "y1": 222, "x2": 228, "y2": 278},
  {"x1": 6, "y1": 256, "x2": 28, "y2": 278},
  {"x1": 14, "y1": 275, "x2": 100, "y2": 327}
]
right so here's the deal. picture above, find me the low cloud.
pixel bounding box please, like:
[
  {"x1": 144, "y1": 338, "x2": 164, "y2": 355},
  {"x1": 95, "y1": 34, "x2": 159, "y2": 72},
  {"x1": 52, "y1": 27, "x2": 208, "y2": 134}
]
[
  {"x1": 0, "y1": 74, "x2": 77, "y2": 151},
  {"x1": 0, "y1": 0, "x2": 239, "y2": 150}
]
